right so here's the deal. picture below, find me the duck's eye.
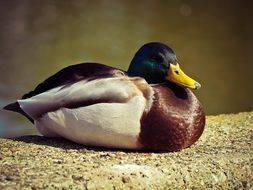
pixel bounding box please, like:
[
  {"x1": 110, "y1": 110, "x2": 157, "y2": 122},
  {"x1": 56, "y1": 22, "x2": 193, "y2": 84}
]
[
  {"x1": 175, "y1": 70, "x2": 179, "y2": 75},
  {"x1": 149, "y1": 54, "x2": 164, "y2": 63}
]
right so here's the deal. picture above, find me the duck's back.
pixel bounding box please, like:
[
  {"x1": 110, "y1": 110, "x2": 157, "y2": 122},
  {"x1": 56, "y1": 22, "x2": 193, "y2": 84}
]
[
  {"x1": 22, "y1": 63, "x2": 121, "y2": 99},
  {"x1": 5, "y1": 63, "x2": 125, "y2": 122}
]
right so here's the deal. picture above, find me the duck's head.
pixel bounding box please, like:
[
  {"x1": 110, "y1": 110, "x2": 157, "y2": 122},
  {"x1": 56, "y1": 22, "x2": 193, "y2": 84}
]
[{"x1": 128, "y1": 42, "x2": 201, "y2": 90}]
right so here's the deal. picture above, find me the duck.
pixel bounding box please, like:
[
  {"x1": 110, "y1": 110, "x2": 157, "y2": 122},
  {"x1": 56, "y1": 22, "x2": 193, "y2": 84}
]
[{"x1": 3, "y1": 42, "x2": 205, "y2": 152}]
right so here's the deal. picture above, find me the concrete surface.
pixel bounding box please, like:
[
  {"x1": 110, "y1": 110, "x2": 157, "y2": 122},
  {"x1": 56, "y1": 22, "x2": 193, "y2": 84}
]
[{"x1": 0, "y1": 112, "x2": 252, "y2": 189}]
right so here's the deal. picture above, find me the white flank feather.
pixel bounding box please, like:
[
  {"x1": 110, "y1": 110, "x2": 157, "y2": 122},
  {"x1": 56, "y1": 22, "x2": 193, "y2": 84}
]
[{"x1": 36, "y1": 96, "x2": 145, "y2": 149}]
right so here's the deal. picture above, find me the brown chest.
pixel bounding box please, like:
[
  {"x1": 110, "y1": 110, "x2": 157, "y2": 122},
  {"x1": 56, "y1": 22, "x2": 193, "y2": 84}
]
[{"x1": 139, "y1": 84, "x2": 205, "y2": 152}]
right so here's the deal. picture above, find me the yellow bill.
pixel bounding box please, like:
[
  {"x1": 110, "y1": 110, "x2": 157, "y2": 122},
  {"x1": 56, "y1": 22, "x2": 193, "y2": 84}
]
[{"x1": 166, "y1": 63, "x2": 201, "y2": 90}]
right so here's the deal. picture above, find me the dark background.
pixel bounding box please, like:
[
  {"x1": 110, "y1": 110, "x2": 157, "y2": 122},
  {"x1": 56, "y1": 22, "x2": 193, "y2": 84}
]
[{"x1": 0, "y1": 0, "x2": 252, "y2": 137}]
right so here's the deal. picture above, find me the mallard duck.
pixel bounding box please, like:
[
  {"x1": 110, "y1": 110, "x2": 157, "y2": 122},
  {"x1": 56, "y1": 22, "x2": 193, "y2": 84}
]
[{"x1": 3, "y1": 42, "x2": 205, "y2": 152}]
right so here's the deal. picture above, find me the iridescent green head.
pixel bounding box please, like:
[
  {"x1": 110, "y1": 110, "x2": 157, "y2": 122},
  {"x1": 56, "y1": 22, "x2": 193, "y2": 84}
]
[{"x1": 127, "y1": 42, "x2": 201, "y2": 89}]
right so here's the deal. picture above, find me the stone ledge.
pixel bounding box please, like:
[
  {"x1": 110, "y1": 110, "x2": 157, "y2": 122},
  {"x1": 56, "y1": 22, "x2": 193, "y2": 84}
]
[{"x1": 0, "y1": 112, "x2": 252, "y2": 189}]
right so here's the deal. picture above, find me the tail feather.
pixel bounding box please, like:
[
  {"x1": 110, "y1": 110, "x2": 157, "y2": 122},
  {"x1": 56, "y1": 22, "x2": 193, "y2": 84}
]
[{"x1": 3, "y1": 102, "x2": 34, "y2": 123}]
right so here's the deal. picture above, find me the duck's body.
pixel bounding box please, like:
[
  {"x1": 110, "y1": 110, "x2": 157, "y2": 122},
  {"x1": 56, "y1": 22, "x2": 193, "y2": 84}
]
[{"x1": 4, "y1": 42, "x2": 205, "y2": 152}]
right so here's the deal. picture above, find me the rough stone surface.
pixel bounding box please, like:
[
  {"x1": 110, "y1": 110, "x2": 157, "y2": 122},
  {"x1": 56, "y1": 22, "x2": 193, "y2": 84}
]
[{"x1": 0, "y1": 112, "x2": 252, "y2": 189}]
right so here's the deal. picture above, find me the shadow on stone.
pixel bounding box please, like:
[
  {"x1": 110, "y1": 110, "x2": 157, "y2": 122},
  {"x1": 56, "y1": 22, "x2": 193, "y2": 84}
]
[{"x1": 11, "y1": 135, "x2": 146, "y2": 153}]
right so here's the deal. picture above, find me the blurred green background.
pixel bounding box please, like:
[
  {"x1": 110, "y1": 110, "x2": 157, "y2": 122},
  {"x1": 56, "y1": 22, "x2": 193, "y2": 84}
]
[{"x1": 0, "y1": 0, "x2": 252, "y2": 137}]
